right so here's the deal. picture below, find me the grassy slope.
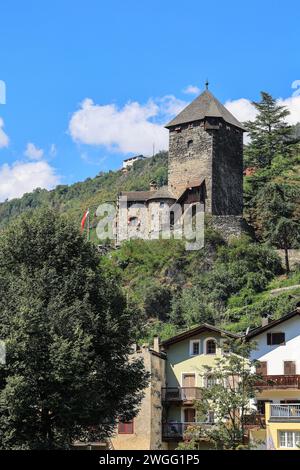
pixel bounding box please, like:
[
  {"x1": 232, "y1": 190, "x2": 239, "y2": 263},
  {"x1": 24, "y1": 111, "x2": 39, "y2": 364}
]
[{"x1": 0, "y1": 147, "x2": 299, "y2": 341}]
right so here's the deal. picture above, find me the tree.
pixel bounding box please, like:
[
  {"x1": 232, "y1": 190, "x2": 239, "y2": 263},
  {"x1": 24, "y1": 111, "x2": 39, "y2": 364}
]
[
  {"x1": 0, "y1": 209, "x2": 148, "y2": 449},
  {"x1": 255, "y1": 183, "x2": 300, "y2": 273},
  {"x1": 244, "y1": 92, "x2": 292, "y2": 168},
  {"x1": 179, "y1": 338, "x2": 259, "y2": 450}
]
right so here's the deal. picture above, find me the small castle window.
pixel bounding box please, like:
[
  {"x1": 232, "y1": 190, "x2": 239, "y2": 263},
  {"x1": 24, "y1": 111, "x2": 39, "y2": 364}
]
[
  {"x1": 187, "y1": 140, "x2": 193, "y2": 148},
  {"x1": 160, "y1": 202, "x2": 165, "y2": 208},
  {"x1": 128, "y1": 217, "x2": 139, "y2": 227}
]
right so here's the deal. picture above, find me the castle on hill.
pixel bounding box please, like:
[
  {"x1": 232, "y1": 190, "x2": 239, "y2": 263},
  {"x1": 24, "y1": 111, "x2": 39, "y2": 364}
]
[{"x1": 116, "y1": 85, "x2": 247, "y2": 244}]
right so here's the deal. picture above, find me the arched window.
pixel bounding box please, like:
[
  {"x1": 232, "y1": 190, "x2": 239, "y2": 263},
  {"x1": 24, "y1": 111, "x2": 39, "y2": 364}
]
[{"x1": 206, "y1": 339, "x2": 216, "y2": 355}]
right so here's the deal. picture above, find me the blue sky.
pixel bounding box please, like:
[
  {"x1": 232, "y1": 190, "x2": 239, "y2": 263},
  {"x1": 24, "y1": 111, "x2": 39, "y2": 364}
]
[{"x1": 0, "y1": 0, "x2": 299, "y2": 200}]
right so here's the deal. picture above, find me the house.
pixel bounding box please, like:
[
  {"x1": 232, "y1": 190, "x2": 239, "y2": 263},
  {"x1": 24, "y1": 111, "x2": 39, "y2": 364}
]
[
  {"x1": 247, "y1": 308, "x2": 300, "y2": 450},
  {"x1": 122, "y1": 155, "x2": 146, "y2": 170},
  {"x1": 160, "y1": 323, "x2": 240, "y2": 450},
  {"x1": 110, "y1": 339, "x2": 168, "y2": 450}
]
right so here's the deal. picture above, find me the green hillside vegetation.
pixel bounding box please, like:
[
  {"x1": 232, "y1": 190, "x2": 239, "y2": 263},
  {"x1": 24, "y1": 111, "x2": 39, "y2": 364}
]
[
  {"x1": 0, "y1": 151, "x2": 168, "y2": 232},
  {"x1": 0, "y1": 92, "x2": 300, "y2": 343}
]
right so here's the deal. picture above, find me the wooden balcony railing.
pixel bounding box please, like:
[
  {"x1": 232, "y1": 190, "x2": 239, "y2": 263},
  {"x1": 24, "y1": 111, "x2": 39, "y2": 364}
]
[
  {"x1": 242, "y1": 414, "x2": 266, "y2": 429},
  {"x1": 162, "y1": 421, "x2": 214, "y2": 440},
  {"x1": 255, "y1": 375, "x2": 300, "y2": 389},
  {"x1": 270, "y1": 404, "x2": 300, "y2": 420},
  {"x1": 162, "y1": 387, "x2": 202, "y2": 403}
]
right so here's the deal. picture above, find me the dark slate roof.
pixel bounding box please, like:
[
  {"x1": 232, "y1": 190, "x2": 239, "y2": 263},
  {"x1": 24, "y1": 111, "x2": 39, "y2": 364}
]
[
  {"x1": 120, "y1": 186, "x2": 176, "y2": 202},
  {"x1": 147, "y1": 186, "x2": 176, "y2": 201},
  {"x1": 166, "y1": 89, "x2": 245, "y2": 130},
  {"x1": 246, "y1": 308, "x2": 300, "y2": 340},
  {"x1": 161, "y1": 323, "x2": 240, "y2": 347},
  {"x1": 119, "y1": 191, "x2": 151, "y2": 202}
]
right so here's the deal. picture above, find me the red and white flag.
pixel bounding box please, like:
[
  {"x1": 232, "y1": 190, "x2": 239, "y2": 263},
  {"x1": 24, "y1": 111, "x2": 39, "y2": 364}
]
[{"x1": 81, "y1": 209, "x2": 90, "y2": 230}]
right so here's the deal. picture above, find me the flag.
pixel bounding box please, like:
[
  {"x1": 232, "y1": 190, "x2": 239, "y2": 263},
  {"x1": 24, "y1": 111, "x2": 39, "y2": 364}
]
[{"x1": 81, "y1": 209, "x2": 90, "y2": 230}]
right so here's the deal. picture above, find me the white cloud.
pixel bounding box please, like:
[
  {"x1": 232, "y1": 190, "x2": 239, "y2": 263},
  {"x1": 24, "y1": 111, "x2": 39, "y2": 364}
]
[
  {"x1": 225, "y1": 98, "x2": 258, "y2": 123},
  {"x1": 0, "y1": 117, "x2": 9, "y2": 148},
  {"x1": 183, "y1": 85, "x2": 201, "y2": 95},
  {"x1": 0, "y1": 160, "x2": 60, "y2": 201},
  {"x1": 225, "y1": 94, "x2": 300, "y2": 144},
  {"x1": 24, "y1": 142, "x2": 44, "y2": 160},
  {"x1": 277, "y1": 95, "x2": 300, "y2": 125},
  {"x1": 69, "y1": 95, "x2": 187, "y2": 155},
  {"x1": 225, "y1": 95, "x2": 300, "y2": 126}
]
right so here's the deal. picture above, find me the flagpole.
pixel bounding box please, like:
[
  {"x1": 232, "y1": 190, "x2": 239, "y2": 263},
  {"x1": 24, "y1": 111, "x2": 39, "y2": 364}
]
[{"x1": 87, "y1": 208, "x2": 90, "y2": 242}]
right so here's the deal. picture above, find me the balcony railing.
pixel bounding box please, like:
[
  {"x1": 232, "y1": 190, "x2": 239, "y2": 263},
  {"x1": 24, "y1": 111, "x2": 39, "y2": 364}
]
[
  {"x1": 162, "y1": 387, "x2": 202, "y2": 403},
  {"x1": 255, "y1": 375, "x2": 300, "y2": 389},
  {"x1": 270, "y1": 404, "x2": 300, "y2": 420},
  {"x1": 242, "y1": 413, "x2": 266, "y2": 429},
  {"x1": 162, "y1": 421, "x2": 214, "y2": 440}
]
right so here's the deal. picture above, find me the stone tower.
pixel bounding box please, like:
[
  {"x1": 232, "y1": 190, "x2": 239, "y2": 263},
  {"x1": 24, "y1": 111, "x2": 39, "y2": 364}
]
[{"x1": 166, "y1": 88, "x2": 245, "y2": 217}]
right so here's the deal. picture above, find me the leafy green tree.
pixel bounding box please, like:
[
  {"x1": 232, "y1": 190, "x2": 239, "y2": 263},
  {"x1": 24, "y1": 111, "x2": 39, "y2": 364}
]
[
  {"x1": 179, "y1": 338, "x2": 259, "y2": 450},
  {"x1": 244, "y1": 92, "x2": 292, "y2": 168},
  {"x1": 255, "y1": 183, "x2": 300, "y2": 273},
  {"x1": 0, "y1": 209, "x2": 148, "y2": 449}
]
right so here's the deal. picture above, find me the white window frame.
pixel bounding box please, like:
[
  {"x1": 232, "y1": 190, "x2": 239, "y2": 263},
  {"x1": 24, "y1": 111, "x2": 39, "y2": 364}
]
[
  {"x1": 279, "y1": 430, "x2": 300, "y2": 448},
  {"x1": 189, "y1": 340, "x2": 201, "y2": 356},
  {"x1": 204, "y1": 337, "x2": 217, "y2": 355}
]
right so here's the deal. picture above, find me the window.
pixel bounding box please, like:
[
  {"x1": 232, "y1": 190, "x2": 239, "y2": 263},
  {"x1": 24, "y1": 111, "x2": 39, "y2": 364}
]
[
  {"x1": 256, "y1": 361, "x2": 267, "y2": 376},
  {"x1": 256, "y1": 400, "x2": 272, "y2": 415},
  {"x1": 284, "y1": 361, "x2": 296, "y2": 375},
  {"x1": 190, "y1": 340, "x2": 200, "y2": 356},
  {"x1": 128, "y1": 217, "x2": 139, "y2": 227},
  {"x1": 187, "y1": 139, "x2": 193, "y2": 148},
  {"x1": 118, "y1": 420, "x2": 134, "y2": 434},
  {"x1": 279, "y1": 431, "x2": 300, "y2": 448},
  {"x1": 267, "y1": 332, "x2": 285, "y2": 345},
  {"x1": 206, "y1": 339, "x2": 216, "y2": 355},
  {"x1": 206, "y1": 374, "x2": 216, "y2": 389},
  {"x1": 160, "y1": 202, "x2": 165, "y2": 208}
]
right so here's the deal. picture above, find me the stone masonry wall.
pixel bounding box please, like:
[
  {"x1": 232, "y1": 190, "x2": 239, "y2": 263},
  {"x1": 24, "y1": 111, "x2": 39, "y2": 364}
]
[
  {"x1": 212, "y1": 124, "x2": 243, "y2": 215},
  {"x1": 168, "y1": 122, "x2": 213, "y2": 211}
]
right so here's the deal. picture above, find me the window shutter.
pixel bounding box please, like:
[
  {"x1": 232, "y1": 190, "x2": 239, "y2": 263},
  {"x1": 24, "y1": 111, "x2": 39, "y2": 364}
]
[
  {"x1": 118, "y1": 420, "x2": 134, "y2": 434},
  {"x1": 284, "y1": 361, "x2": 296, "y2": 375},
  {"x1": 256, "y1": 361, "x2": 267, "y2": 376}
]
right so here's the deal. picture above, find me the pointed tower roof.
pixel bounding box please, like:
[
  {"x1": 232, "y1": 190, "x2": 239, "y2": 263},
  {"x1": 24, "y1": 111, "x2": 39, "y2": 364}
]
[{"x1": 166, "y1": 89, "x2": 245, "y2": 130}]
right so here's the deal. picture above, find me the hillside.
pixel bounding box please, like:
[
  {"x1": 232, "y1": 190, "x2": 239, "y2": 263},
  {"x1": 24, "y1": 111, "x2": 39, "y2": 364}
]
[
  {"x1": 0, "y1": 146, "x2": 300, "y2": 342},
  {"x1": 0, "y1": 152, "x2": 168, "y2": 234}
]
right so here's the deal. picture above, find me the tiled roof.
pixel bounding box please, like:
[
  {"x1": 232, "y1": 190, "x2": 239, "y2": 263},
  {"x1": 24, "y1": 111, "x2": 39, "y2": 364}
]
[
  {"x1": 166, "y1": 89, "x2": 245, "y2": 130},
  {"x1": 161, "y1": 323, "x2": 240, "y2": 347}
]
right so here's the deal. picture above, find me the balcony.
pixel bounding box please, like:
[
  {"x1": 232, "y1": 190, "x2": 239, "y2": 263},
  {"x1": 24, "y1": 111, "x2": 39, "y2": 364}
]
[
  {"x1": 242, "y1": 413, "x2": 266, "y2": 429},
  {"x1": 255, "y1": 375, "x2": 300, "y2": 389},
  {"x1": 162, "y1": 421, "x2": 214, "y2": 441},
  {"x1": 162, "y1": 387, "x2": 202, "y2": 404},
  {"x1": 270, "y1": 404, "x2": 300, "y2": 422}
]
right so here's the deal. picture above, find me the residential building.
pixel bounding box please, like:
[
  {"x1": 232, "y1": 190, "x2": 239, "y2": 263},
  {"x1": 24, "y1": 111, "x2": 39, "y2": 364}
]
[
  {"x1": 111, "y1": 340, "x2": 167, "y2": 450},
  {"x1": 122, "y1": 155, "x2": 146, "y2": 170},
  {"x1": 247, "y1": 308, "x2": 300, "y2": 450},
  {"x1": 160, "y1": 324, "x2": 239, "y2": 449}
]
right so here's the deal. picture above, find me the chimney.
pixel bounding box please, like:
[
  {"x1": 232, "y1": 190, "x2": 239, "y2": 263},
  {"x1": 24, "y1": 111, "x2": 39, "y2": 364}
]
[
  {"x1": 153, "y1": 336, "x2": 160, "y2": 353},
  {"x1": 150, "y1": 181, "x2": 158, "y2": 192},
  {"x1": 261, "y1": 317, "x2": 269, "y2": 327}
]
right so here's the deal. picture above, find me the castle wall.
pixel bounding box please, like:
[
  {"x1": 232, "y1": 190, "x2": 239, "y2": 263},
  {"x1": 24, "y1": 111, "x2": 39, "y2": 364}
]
[
  {"x1": 168, "y1": 123, "x2": 213, "y2": 211},
  {"x1": 211, "y1": 124, "x2": 243, "y2": 215}
]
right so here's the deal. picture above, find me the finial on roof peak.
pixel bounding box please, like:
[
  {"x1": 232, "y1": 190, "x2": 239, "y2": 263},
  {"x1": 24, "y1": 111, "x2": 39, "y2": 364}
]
[{"x1": 205, "y1": 79, "x2": 209, "y2": 90}]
